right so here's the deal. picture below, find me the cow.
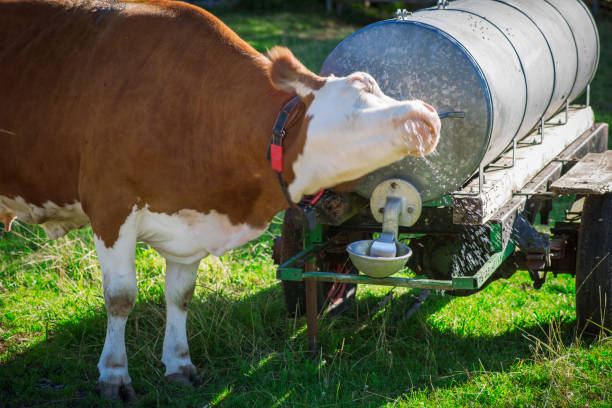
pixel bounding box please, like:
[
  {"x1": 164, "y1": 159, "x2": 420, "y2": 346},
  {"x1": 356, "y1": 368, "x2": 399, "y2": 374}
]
[{"x1": 0, "y1": 0, "x2": 441, "y2": 400}]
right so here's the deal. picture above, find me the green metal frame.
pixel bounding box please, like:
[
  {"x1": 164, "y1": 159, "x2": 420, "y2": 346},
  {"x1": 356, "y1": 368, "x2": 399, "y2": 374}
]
[
  {"x1": 277, "y1": 226, "x2": 516, "y2": 293},
  {"x1": 423, "y1": 194, "x2": 453, "y2": 207},
  {"x1": 275, "y1": 242, "x2": 327, "y2": 281},
  {"x1": 451, "y1": 241, "x2": 514, "y2": 290}
]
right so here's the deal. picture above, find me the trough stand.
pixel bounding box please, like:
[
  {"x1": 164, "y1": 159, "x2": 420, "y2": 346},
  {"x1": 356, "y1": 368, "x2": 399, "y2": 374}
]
[{"x1": 275, "y1": 106, "x2": 610, "y2": 354}]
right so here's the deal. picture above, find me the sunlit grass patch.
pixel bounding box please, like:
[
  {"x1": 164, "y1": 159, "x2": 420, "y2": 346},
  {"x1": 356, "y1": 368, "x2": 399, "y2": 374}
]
[{"x1": 428, "y1": 273, "x2": 575, "y2": 337}]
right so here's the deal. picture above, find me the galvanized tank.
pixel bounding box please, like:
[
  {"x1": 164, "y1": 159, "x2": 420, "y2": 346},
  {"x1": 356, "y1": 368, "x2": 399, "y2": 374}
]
[{"x1": 320, "y1": 0, "x2": 599, "y2": 202}]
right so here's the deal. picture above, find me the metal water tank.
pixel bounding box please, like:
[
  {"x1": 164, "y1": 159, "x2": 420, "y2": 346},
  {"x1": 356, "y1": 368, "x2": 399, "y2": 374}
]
[{"x1": 320, "y1": 0, "x2": 599, "y2": 202}]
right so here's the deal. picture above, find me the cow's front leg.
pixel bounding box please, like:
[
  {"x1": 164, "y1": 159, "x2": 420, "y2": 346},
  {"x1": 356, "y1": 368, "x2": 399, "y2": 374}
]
[
  {"x1": 162, "y1": 260, "x2": 200, "y2": 385},
  {"x1": 94, "y1": 225, "x2": 138, "y2": 401}
]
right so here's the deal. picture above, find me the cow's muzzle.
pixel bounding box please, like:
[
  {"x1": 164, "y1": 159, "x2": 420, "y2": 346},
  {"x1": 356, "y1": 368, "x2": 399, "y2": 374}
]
[{"x1": 399, "y1": 102, "x2": 441, "y2": 156}]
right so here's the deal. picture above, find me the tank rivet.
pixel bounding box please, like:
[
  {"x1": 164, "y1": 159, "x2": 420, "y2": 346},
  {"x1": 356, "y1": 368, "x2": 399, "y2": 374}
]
[
  {"x1": 391, "y1": 182, "x2": 398, "y2": 189},
  {"x1": 379, "y1": 207, "x2": 385, "y2": 214},
  {"x1": 407, "y1": 207, "x2": 414, "y2": 214}
]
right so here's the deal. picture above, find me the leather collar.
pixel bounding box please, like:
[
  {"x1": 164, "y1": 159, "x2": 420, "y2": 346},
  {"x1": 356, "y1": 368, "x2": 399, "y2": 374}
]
[
  {"x1": 267, "y1": 96, "x2": 302, "y2": 209},
  {"x1": 267, "y1": 96, "x2": 321, "y2": 230}
]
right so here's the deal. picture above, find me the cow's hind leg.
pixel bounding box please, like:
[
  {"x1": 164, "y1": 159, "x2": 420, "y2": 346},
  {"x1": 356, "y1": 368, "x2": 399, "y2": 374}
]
[
  {"x1": 94, "y1": 216, "x2": 139, "y2": 401},
  {"x1": 162, "y1": 260, "x2": 200, "y2": 386}
]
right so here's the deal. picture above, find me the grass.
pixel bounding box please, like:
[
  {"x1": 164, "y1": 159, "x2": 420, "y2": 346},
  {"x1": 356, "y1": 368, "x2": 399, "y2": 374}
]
[
  {"x1": 2, "y1": 220, "x2": 610, "y2": 407},
  {"x1": 1, "y1": 5, "x2": 611, "y2": 408},
  {"x1": 212, "y1": 9, "x2": 358, "y2": 73}
]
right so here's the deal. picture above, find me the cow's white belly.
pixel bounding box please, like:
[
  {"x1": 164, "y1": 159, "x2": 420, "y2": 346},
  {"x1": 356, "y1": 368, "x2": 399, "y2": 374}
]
[
  {"x1": 0, "y1": 196, "x2": 264, "y2": 263},
  {"x1": 137, "y1": 208, "x2": 268, "y2": 264},
  {"x1": 0, "y1": 195, "x2": 89, "y2": 238}
]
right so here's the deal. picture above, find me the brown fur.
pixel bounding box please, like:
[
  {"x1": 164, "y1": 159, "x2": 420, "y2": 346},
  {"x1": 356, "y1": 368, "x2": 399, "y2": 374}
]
[
  {"x1": 0, "y1": 213, "x2": 15, "y2": 232},
  {"x1": 268, "y1": 46, "x2": 326, "y2": 92},
  {"x1": 106, "y1": 293, "x2": 136, "y2": 318},
  {"x1": 0, "y1": 0, "x2": 319, "y2": 246},
  {"x1": 179, "y1": 284, "x2": 195, "y2": 311}
]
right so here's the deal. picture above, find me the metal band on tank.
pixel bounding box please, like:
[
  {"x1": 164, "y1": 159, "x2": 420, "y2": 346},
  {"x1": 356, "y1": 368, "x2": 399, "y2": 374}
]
[
  {"x1": 577, "y1": 0, "x2": 601, "y2": 85},
  {"x1": 396, "y1": 19, "x2": 494, "y2": 163},
  {"x1": 492, "y1": 0, "x2": 556, "y2": 126},
  {"x1": 420, "y1": 8, "x2": 528, "y2": 142},
  {"x1": 543, "y1": 0, "x2": 579, "y2": 106}
]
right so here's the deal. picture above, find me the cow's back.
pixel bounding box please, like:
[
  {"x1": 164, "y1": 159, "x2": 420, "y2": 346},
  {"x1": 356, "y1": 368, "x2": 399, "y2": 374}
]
[
  {"x1": 0, "y1": 0, "x2": 100, "y2": 207},
  {"x1": 0, "y1": 0, "x2": 207, "y2": 204},
  {"x1": 0, "y1": 0, "x2": 284, "y2": 243}
]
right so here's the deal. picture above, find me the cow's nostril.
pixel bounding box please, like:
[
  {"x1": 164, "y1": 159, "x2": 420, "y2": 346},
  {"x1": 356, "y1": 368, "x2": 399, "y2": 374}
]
[
  {"x1": 401, "y1": 111, "x2": 441, "y2": 157},
  {"x1": 423, "y1": 103, "x2": 435, "y2": 113}
]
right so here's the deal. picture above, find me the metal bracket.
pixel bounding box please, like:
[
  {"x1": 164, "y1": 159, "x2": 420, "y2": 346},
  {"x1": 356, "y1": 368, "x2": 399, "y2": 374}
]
[
  {"x1": 546, "y1": 100, "x2": 570, "y2": 127},
  {"x1": 518, "y1": 116, "x2": 547, "y2": 147},
  {"x1": 512, "y1": 214, "x2": 551, "y2": 272},
  {"x1": 438, "y1": 111, "x2": 466, "y2": 119},
  {"x1": 370, "y1": 179, "x2": 422, "y2": 226},
  {"x1": 572, "y1": 83, "x2": 591, "y2": 109},
  {"x1": 451, "y1": 162, "x2": 485, "y2": 197},
  {"x1": 524, "y1": 96, "x2": 574, "y2": 147},
  {"x1": 395, "y1": 9, "x2": 411, "y2": 20},
  {"x1": 587, "y1": 83, "x2": 591, "y2": 107},
  {"x1": 513, "y1": 191, "x2": 557, "y2": 198},
  {"x1": 489, "y1": 137, "x2": 517, "y2": 169},
  {"x1": 531, "y1": 117, "x2": 546, "y2": 146}
]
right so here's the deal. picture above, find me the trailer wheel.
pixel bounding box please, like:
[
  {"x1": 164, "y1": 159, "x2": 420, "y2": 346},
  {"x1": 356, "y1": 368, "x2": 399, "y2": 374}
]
[
  {"x1": 576, "y1": 193, "x2": 612, "y2": 335},
  {"x1": 277, "y1": 208, "x2": 356, "y2": 317}
]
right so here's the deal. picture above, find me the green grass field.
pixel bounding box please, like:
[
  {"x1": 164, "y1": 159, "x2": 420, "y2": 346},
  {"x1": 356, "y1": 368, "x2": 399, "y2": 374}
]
[{"x1": 1, "y1": 6, "x2": 611, "y2": 408}]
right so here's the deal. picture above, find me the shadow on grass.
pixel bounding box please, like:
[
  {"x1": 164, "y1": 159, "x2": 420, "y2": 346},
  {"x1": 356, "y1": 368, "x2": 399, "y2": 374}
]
[{"x1": 0, "y1": 280, "x2": 581, "y2": 408}]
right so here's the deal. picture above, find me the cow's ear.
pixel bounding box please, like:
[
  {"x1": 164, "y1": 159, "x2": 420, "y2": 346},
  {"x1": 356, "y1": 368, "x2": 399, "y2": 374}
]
[{"x1": 268, "y1": 46, "x2": 325, "y2": 97}]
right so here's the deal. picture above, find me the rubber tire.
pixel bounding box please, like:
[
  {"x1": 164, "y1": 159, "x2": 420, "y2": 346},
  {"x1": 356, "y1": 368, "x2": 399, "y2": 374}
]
[
  {"x1": 279, "y1": 208, "x2": 356, "y2": 317},
  {"x1": 576, "y1": 193, "x2": 612, "y2": 335}
]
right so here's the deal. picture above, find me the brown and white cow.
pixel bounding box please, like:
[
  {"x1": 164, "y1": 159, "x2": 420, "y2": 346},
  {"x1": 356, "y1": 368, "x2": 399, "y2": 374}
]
[{"x1": 0, "y1": 0, "x2": 440, "y2": 399}]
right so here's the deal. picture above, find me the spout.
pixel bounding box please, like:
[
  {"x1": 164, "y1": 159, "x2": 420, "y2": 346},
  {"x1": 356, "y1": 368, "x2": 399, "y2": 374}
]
[
  {"x1": 369, "y1": 232, "x2": 397, "y2": 258},
  {"x1": 369, "y1": 197, "x2": 403, "y2": 258},
  {"x1": 381, "y1": 196, "x2": 402, "y2": 238}
]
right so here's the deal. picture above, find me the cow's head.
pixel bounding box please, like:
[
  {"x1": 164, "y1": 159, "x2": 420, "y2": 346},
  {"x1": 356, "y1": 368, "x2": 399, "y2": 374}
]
[{"x1": 267, "y1": 47, "x2": 441, "y2": 201}]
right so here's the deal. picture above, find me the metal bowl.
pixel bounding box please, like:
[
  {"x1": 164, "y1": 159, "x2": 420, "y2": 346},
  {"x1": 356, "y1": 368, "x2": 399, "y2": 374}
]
[{"x1": 347, "y1": 240, "x2": 412, "y2": 278}]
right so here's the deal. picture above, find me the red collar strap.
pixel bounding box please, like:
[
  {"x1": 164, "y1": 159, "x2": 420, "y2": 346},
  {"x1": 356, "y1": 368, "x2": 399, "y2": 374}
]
[
  {"x1": 267, "y1": 95, "x2": 301, "y2": 173},
  {"x1": 267, "y1": 96, "x2": 324, "y2": 229}
]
